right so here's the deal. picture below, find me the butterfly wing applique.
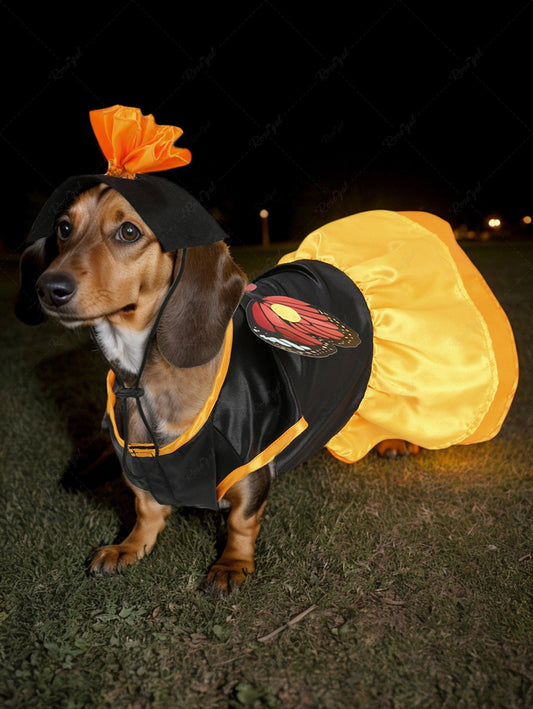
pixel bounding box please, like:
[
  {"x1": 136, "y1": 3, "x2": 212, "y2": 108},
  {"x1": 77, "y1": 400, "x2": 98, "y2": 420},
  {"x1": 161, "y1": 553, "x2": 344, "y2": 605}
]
[{"x1": 245, "y1": 293, "x2": 361, "y2": 357}]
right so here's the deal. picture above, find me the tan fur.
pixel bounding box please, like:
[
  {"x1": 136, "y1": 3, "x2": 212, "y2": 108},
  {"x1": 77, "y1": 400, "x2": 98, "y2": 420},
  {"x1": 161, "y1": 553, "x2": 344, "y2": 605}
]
[
  {"x1": 47, "y1": 185, "x2": 175, "y2": 331},
  {"x1": 91, "y1": 481, "x2": 172, "y2": 573},
  {"x1": 125, "y1": 353, "x2": 223, "y2": 444},
  {"x1": 205, "y1": 476, "x2": 267, "y2": 593}
]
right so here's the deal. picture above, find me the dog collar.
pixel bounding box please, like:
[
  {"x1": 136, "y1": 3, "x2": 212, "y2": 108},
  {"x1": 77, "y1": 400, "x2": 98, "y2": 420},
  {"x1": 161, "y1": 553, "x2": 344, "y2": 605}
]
[{"x1": 25, "y1": 105, "x2": 228, "y2": 252}]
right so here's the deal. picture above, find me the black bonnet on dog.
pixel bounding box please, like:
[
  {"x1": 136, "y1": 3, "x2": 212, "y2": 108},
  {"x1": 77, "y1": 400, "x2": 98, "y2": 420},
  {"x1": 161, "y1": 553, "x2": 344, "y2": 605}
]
[{"x1": 25, "y1": 105, "x2": 228, "y2": 251}]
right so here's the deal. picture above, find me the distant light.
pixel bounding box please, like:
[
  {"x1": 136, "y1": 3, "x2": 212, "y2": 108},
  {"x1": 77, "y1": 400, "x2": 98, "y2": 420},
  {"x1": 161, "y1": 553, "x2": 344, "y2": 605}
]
[
  {"x1": 488, "y1": 218, "x2": 501, "y2": 229},
  {"x1": 260, "y1": 209, "x2": 270, "y2": 247},
  {"x1": 522, "y1": 215, "x2": 532, "y2": 225}
]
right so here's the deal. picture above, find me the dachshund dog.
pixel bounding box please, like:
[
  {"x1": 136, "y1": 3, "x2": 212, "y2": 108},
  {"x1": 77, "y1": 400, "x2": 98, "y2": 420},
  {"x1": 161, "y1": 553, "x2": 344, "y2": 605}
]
[{"x1": 17, "y1": 184, "x2": 418, "y2": 593}]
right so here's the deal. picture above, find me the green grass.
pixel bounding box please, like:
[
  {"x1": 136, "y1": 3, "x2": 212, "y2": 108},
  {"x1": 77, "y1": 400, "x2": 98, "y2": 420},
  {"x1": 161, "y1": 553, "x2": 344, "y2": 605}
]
[{"x1": 1, "y1": 238, "x2": 532, "y2": 707}]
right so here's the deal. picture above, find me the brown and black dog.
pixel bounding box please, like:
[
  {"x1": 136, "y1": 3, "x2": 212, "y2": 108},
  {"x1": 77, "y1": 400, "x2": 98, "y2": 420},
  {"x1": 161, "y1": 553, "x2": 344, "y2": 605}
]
[{"x1": 16, "y1": 185, "x2": 417, "y2": 593}]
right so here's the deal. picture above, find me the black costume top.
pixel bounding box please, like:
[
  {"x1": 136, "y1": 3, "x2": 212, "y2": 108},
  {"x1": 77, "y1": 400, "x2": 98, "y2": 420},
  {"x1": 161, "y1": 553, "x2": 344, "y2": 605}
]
[{"x1": 103, "y1": 260, "x2": 373, "y2": 509}]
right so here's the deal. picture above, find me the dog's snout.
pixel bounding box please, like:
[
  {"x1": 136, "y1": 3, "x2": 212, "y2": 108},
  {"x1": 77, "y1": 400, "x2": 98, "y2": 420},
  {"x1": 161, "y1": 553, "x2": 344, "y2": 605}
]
[{"x1": 36, "y1": 271, "x2": 77, "y2": 308}]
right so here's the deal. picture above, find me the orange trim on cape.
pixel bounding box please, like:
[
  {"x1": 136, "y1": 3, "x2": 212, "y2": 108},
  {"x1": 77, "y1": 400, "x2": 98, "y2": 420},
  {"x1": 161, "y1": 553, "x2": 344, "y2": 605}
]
[
  {"x1": 215, "y1": 417, "x2": 309, "y2": 501},
  {"x1": 90, "y1": 105, "x2": 192, "y2": 179}
]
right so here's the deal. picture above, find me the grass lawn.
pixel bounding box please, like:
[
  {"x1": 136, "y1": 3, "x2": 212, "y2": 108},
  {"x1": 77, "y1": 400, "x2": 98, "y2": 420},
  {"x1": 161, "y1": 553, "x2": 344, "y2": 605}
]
[{"x1": 0, "y1": 237, "x2": 532, "y2": 707}]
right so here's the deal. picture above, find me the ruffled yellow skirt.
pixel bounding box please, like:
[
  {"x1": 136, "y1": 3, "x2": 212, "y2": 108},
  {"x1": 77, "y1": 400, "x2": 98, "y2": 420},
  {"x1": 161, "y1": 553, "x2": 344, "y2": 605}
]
[{"x1": 279, "y1": 210, "x2": 519, "y2": 463}]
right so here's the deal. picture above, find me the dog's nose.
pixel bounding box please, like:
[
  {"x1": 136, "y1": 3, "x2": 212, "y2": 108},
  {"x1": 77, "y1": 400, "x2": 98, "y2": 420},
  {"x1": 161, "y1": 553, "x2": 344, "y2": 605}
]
[{"x1": 36, "y1": 271, "x2": 77, "y2": 308}]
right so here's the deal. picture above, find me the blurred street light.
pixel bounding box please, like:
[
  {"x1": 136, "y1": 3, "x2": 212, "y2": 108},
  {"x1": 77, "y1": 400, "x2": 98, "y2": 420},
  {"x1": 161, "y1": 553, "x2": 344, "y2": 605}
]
[{"x1": 260, "y1": 209, "x2": 270, "y2": 247}]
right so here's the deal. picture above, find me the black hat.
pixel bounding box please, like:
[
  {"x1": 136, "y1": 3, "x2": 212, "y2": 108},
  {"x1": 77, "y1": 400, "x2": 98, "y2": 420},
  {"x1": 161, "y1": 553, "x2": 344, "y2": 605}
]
[{"x1": 26, "y1": 105, "x2": 227, "y2": 251}]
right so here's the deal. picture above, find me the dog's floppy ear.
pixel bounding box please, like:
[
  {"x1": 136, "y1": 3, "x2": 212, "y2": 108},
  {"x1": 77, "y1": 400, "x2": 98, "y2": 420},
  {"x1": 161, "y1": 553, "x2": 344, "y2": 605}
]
[
  {"x1": 15, "y1": 236, "x2": 58, "y2": 325},
  {"x1": 157, "y1": 242, "x2": 246, "y2": 368}
]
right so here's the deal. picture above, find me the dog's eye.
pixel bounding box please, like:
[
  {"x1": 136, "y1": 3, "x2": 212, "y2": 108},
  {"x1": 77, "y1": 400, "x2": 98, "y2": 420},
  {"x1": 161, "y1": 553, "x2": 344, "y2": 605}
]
[
  {"x1": 56, "y1": 220, "x2": 72, "y2": 241},
  {"x1": 116, "y1": 222, "x2": 142, "y2": 243}
]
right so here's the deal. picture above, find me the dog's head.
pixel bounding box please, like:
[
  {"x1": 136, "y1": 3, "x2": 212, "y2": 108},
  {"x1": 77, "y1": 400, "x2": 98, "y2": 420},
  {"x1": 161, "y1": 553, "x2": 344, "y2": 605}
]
[{"x1": 16, "y1": 184, "x2": 246, "y2": 367}]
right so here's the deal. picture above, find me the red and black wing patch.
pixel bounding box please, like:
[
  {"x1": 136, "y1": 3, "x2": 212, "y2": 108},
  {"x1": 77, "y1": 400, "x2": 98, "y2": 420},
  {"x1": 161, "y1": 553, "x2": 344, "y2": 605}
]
[{"x1": 245, "y1": 291, "x2": 361, "y2": 357}]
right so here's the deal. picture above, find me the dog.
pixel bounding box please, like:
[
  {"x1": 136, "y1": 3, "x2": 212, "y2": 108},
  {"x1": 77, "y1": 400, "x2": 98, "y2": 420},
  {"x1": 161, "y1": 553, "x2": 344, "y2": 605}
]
[
  {"x1": 16, "y1": 104, "x2": 518, "y2": 593},
  {"x1": 16, "y1": 184, "x2": 428, "y2": 593}
]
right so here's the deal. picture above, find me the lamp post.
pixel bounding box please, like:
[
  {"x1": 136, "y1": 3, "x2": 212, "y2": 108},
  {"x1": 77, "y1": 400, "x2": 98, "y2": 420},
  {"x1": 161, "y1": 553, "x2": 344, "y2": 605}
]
[{"x1": 260, "y1": 209, "x2": 270, "y2": 247}]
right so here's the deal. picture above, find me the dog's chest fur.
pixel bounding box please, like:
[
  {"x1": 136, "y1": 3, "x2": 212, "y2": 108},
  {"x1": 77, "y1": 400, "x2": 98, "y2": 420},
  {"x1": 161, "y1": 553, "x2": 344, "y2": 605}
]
[
  {"x1": 93, "y1": 319, "x2": 150, "y2": 375},
  {"x1": 94, "y1": 319, "x2": 221, "y2": 446}
]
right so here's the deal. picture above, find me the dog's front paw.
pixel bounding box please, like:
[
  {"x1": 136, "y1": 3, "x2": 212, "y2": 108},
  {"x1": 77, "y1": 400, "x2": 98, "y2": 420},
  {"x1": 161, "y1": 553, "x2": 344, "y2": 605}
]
[
  {"x1": 89, "y1": 544, "x2": 140, "y2": 574},
  {"x1": 375, "y1": 440, "x2": 420, "y2": 459},
  {"x1": 204, "y1": 561, "x2": 252, "y2": 595}
]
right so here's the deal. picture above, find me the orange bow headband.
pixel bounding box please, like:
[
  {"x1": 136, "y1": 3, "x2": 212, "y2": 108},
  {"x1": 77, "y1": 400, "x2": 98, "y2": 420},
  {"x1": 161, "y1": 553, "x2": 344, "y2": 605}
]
[
  {"x1": 26, "y1": 105, "x2": 228, "y2": 254},
  {"x1": 89, "y1": 104, "x2": 192, "y2": 179}
]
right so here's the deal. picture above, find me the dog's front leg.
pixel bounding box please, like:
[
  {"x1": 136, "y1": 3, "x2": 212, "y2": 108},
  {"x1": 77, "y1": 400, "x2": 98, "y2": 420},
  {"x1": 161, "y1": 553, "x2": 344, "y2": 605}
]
[
  {"x1": 90, "y1": 481, "x2": 171, "y2": 573},
  {"x1": 206, "y1": 466, "x2": 271, "y2": 594}
]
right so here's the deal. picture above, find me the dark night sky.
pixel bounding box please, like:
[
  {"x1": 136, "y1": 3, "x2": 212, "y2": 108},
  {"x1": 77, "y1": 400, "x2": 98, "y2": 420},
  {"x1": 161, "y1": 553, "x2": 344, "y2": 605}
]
[{"x1": 1, "y1": 0, "x2": 532, "y2": 249}]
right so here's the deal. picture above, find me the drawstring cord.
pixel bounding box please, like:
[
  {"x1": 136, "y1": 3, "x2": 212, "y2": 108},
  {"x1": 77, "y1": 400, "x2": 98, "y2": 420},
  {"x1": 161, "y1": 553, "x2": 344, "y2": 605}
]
[{"x1": 90, "y1": 248, "x2": 188, "y2": 480}]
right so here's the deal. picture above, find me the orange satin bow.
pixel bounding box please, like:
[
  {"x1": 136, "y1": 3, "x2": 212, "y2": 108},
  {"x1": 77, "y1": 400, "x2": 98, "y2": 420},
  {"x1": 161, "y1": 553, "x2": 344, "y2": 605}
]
[{"x1": 89, "y1": 105, "x2": 192, "y2": 179}]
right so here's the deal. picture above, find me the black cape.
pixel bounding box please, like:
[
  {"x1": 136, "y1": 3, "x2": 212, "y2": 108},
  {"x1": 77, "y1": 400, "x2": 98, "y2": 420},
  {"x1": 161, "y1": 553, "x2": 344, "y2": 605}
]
[{"x1": 104, "y1": 260, "x2": 373, "y2": 509}]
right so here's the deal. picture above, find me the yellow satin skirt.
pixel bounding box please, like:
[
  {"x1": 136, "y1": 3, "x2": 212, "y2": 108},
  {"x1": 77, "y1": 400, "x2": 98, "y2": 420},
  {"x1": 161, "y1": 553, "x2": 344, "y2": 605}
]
[{"x1": 278, "y1": 210, "x2": 519, "y2": 463}]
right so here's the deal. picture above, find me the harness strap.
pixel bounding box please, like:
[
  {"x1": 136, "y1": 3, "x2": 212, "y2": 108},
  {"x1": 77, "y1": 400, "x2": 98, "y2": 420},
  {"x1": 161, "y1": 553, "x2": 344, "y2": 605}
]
[
  {"x1": 115, "y1": 387, "x2": 144, "y2": 399},
  {"x1": 90, "y1": 249, "x2": 188, "y2": 482}
]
